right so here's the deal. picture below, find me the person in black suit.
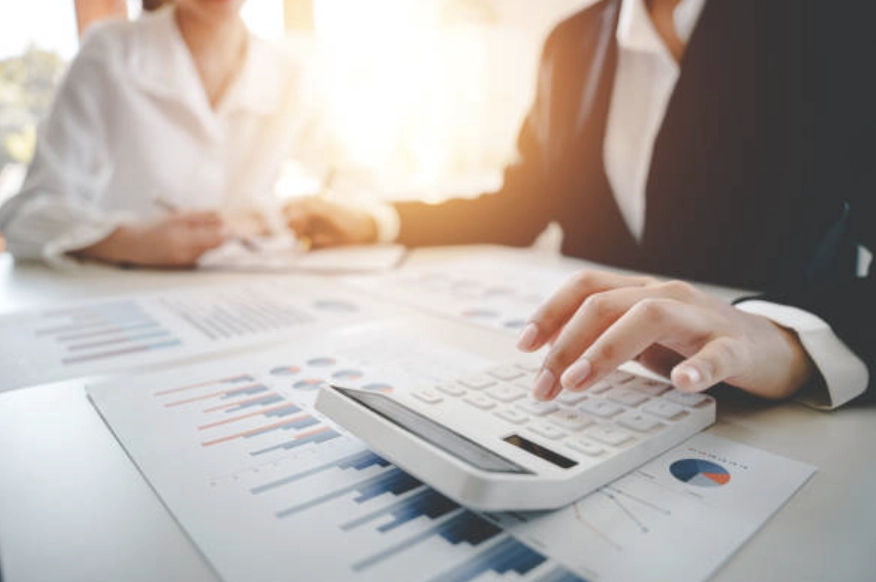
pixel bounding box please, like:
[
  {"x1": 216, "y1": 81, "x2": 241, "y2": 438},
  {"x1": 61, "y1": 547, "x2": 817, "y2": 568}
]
[{"x1": 285, "y1": 0, "x2": 874, "y2": 408}]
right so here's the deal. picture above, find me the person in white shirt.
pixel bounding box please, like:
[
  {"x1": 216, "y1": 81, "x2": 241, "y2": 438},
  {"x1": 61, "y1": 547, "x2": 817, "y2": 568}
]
[
  {"x1": 0, "y1": 0, "x2": 311, "y2": 267},
  {"x1": 281, "y1": 0, "x2": 875, "y2": 409}
]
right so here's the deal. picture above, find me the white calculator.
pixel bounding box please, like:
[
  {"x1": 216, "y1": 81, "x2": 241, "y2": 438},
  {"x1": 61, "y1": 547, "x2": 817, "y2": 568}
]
[{"x1": 315, "y1": 363, "x2": 715, "y2": 511}]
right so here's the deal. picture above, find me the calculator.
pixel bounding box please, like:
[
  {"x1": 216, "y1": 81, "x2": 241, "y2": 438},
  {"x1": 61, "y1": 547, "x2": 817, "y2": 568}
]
[{"x1": 315, "y1": 363, "x2": 715, "y2": 511}]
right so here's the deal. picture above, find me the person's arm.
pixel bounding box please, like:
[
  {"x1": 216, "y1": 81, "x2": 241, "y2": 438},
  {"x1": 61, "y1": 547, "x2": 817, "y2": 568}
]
[
  {"x1": 0, "y1": 31, "x2": 124, "y2": 265},
  {"x1": 393, "y1": 28, "x2": 568, "y2": 249},
  {"x1": 283, "y1": 22, "x2": 570, "y2": 249},
  {"x1": 0, "y1": 27, "x2": 226, "y2": 268},
  {"x1": 730, "y1": 3, "x2": 876, "y2": 408}
]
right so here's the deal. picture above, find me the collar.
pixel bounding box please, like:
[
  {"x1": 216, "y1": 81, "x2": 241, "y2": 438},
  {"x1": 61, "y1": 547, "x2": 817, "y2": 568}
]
[
  {"x1": 129, "y1": 6, "x2": 287, "y2": 120},
  {"x1": 616, "y1": 0, "x2": 707, "y2": 55}
]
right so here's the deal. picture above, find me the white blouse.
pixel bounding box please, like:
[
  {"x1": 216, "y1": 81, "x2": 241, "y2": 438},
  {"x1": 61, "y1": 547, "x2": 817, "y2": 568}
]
[{"x1": 0, "y1": 6, "x2": 315, "y2": 264}]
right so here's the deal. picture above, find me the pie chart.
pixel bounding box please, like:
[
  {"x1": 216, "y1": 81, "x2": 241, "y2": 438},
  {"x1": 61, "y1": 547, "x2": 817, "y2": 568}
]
[
  {"x1": 269, "y1": 365, "x2": 301, "y2": 376},
  {"x1": 293, "y1": 378, "x2": 326, "y2": 391},
  {"x1": 669, "y1": 459, "x2": 731, "y2": 487}
]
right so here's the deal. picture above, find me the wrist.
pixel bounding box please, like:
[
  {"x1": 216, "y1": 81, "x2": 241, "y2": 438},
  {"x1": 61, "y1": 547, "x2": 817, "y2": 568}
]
[{"x1": 75, "y1": 225, "x2": 141, "y2": 265}]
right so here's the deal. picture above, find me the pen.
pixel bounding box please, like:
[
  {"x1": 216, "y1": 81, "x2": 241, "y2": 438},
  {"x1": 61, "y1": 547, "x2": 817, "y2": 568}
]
[{"x1": 296, "y1": 167, "x2": 336, "y2": 253}]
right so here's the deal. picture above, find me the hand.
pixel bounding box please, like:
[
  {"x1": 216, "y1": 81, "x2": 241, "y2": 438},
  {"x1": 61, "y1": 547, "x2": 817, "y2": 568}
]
[
  {"x1": 77, "y1": 211, "x2": 226, "y2": 268},
  {"x1": 516, "y1": 270, "x2": 815, "y2": 401},
  {"x1": 283, "y1": 197, "x2": 377, "y2": 249}
]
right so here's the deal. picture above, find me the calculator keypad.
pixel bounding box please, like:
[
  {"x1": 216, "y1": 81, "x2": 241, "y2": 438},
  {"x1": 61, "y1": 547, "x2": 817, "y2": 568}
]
[{"x1": 424, "y1": 363, "x2": 714, "y2": 468}]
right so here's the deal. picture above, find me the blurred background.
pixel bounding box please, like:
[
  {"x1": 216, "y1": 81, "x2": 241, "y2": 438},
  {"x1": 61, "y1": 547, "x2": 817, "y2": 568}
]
[{"x1": 0, "y1": 0, "x2": 593, "y2": 213}]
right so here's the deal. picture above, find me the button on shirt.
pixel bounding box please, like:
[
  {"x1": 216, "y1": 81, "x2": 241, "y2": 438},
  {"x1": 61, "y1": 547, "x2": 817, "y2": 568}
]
[{"x1": 0, "y1": 6, "x2": 318, "y2": 264}]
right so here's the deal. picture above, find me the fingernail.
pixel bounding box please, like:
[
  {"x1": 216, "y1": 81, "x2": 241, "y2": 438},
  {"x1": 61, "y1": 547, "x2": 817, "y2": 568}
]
[
  {"x1": 516, "y1": 323, "x2": 539, "y2": 351},
  {"x1": 532, "y1": 368, "x2": 557, "y2": 400},
  {"x1": 675, "y1": 365, "x2": 702, "y2": 390},
  {"x1": 561, "y1": 358, "x2": 592, "y2": 391}
]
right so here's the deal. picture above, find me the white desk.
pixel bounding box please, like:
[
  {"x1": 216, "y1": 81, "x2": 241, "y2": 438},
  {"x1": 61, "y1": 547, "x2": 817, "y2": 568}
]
[{"x1": 0, "y1": 247, "x2": 874, "y2": 582}]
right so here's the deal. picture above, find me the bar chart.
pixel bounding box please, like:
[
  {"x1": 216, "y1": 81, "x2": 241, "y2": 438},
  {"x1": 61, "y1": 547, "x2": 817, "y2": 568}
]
[
  {"x1": 88, "y1": 334, "x2": 589, "y2": 582},
  {"x1": 0, "y1": 280, "x2": 372, "y2": 392},
  {"x1": 36, "y1": 300, "x2": 181, "y2": 366}
]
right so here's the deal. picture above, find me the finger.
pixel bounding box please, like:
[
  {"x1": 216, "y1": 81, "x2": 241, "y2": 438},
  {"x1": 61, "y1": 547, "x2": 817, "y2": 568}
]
[
  {"x1": 535, "y1": 281, "x2": 704, "y2": 398},
  {"x1": 571, "y1": 299, "x2": 723, "y2": 394},
  {"x1": 535, "y1": 298, "x2": 716, "y2": 400},
  {"x1": 187, "y1": 224, "x2": 226, "y2": 256},
  {"x1": 671, "y1": 336, "x2": 751, "y2": 392},
  {"x1": 284, "y1": 198, "x2": 325, "y2": 237},
  {"x1": 517, "y1": 270, "x2": 658, "y2": 353},
  {"x1": 635, "y1": 344, "x2": 684, "y2": 378}
]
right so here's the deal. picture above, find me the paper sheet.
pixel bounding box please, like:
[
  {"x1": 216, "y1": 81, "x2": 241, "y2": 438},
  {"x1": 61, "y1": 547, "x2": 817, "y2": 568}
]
[
  {"x1": 88, "y1": 329, "x2": 815, "y2": 582},
  {"x1": 344, "y1": 254, "x2": 576, "y2": 335},
  {"x1": 0, "y1": 280, "x2": 382, "y2": 392},
  {"x1": 198, "y1": 236, "x2": 406, "y2": 273}
]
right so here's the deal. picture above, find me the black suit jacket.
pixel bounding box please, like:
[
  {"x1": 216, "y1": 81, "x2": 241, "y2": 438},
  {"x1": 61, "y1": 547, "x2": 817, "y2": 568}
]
[{"x1": 395, "y1": 0, "x2": 875, "y2": 398}]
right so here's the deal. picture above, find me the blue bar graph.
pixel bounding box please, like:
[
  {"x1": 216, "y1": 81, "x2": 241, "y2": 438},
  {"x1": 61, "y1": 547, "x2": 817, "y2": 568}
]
[
  {"x1": 533, "y1": 567, "x2": 591, "y2": 582},
  {"x1": 351, "y1": 510, "x2": 501, "y2": 572},
  {"x1": 250, "y1": 428, "x2": 341, "y2": 456},
  {"x1": 341, "y1": 488, "x2": 459, "y2": 532},
  {"x1": 428, "y1": 536, "x2": 550, "y2": 582},
  {"x1": 223, "y1": 384, "x2": 269, "y2": 399},
  {"x1": 242, "y1": 416, "x2": 318, "y2": 440},
  {"x1": 263, "y1": 404, "x2": 302, "y2": 418},
  {"x1": 251, "y1": 450, "x2": 389, "y2": 495},
  {"x1": 275, "y1": 467, "x2": 421, "y2": 519},
  {"x1": 224, "y1": 394, "x2": 284, "y2": 412}
]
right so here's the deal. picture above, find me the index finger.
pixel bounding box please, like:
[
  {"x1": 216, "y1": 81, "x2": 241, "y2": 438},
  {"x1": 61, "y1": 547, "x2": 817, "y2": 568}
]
[{"x1": 517, "y1": 270, "x2": 657, "y2": 352}]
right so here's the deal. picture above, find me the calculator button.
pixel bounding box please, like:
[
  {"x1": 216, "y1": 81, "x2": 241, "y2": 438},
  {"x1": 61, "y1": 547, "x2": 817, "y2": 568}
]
[
  {"x1": 556, "y1": 390, "x2": 588, "y2": 405},
  {"x1": 529, "y1": 422, "x2": 567, "y2": 440},
  {"x1": 485, "y1": 384, "x2": 528, "y2": 403},
  {"x1": 488, "y1": 365, "x2": 526, "y2": 381},
  {"x1": 586, "y1": 380, "x2": 613, "y2": 394},
  {"x1": 494, "y1": 408, "x2": 529, "y2": 425},
  {"x1": 616, "y1": 411, "x2": 663, "y2": 433},
  {"x1": 549, "y1": 409, "x2": 594, "y2": 431},
  {"x1": 516, "y1": 399, "x2": 560, "y2": 416},
  {"x1": 627, "y1": 378, "x2": 671, "y2": 396},
  {"x1": 642, "y1": 399, "x2": 685, "y2": 420},
  {"x1": 588, "y1": 425, "x2": 635, "y2": 446},
  {"x1": 664, "y1": 390, "x2": 711, "y2": 407},
  {"x1": 435, "y1": 383, "x2": 466, "y2": 397},
  {"x1": 607, "y1": 370, "x2": 637, "y2": 386},
  {"x1": 412, "y1": 389, "x2": 443, "y2": 404},
  {"x1": 606, "y1": 388, "x2": 649, "y2": 407},
  {"x1": 458, "y1": 374, "x2": 497, "y2": 390},
  {"x1": 514, "y1": 377, "x2": 534, "y2": 391},
  {"x1": 567, "y1": 438, "x2": 605, "y2": 457},
  {"x1": 515, "y1": 362, "x2": 541, "y2": 373},
  {"x1": 578, "y1": 399, "x2": 624, "y2": 418},
  {"x1": 464, "y1": 393, "x2": 496, "y2": 410}
]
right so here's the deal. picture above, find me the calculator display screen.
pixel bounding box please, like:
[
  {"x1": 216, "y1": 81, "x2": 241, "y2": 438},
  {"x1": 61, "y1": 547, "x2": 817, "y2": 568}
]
[
  {"x1": 503, "y1": 434, "x2": 578, "y2": 469},
  {"x1": 332, "y1": 386, "x2": 532, "y2": 474}
]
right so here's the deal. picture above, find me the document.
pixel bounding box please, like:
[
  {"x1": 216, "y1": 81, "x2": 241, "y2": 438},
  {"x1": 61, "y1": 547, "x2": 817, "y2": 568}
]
[
  {"x1": 88, "y1": 328, "x2": 815, "y2": 582},
  {"x1": 0, "y1": 280, "x2": 381, "y2": 392},
  {"x1": 344, "y1": 252, "x2": 576, "y2": 336},
  {"x1": 198, "y1": 236, "x2": 406, "y2": 273}
]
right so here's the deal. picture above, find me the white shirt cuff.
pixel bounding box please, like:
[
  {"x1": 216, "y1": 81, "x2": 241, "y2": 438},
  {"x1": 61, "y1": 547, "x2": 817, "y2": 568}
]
[{"x1": 735, "y1": 299, "x2": 869, "y2": 410}]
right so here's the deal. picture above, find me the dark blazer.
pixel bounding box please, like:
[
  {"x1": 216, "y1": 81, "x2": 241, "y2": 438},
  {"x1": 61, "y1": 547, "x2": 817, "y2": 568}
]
[{"x1": 395, "y1": 0, "x2": 875, "y2": 397}]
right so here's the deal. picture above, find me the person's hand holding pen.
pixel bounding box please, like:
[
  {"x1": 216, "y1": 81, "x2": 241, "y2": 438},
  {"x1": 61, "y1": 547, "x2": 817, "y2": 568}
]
[
  {"x1": 73, "y1": 198, "x2": 226, "y2": 268},
  {"x1": 283, "y1": 168, "x2": 379, "y2": 249}
]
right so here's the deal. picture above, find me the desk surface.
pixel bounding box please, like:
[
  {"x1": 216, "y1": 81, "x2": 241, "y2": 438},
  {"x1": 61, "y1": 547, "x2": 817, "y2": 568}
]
[{"x1": 0, "y1": 247, "x2": 873, "y2": 582}]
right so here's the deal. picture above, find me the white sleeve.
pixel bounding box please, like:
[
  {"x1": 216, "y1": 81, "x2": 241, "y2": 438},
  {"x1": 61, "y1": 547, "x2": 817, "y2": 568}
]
[
  {"x1": 735, "y1": 299, "x2": 869, "y2": 410},
  {"x1": 0, "y1": 38, "x2": 132, "y2": 267}
]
